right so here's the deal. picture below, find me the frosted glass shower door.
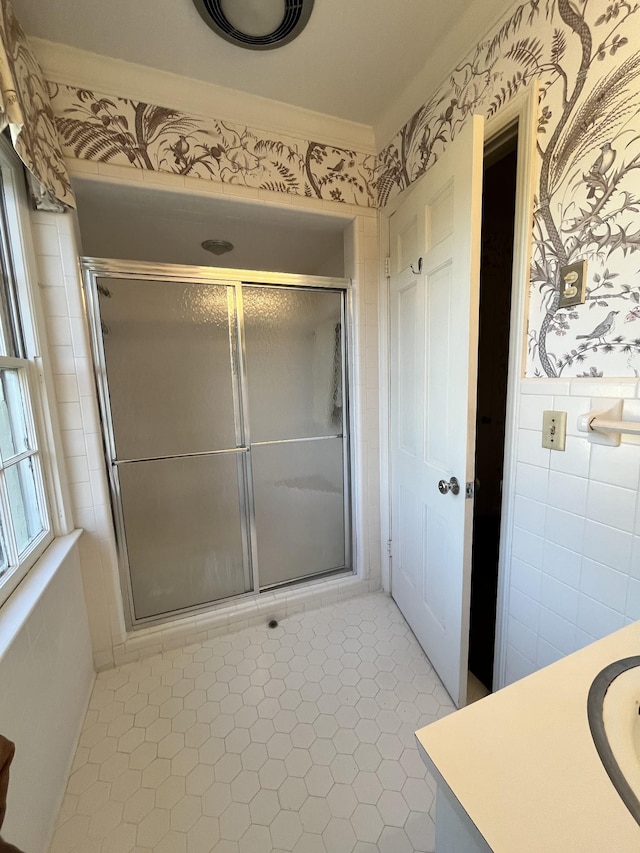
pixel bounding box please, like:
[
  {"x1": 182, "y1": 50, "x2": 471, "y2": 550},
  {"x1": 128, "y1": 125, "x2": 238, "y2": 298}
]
[
  {"x1": 243, "y1": 286, "x2": 349, "y2": 587},
  {"x1": 97, "y1": 277, "x2": 251, "y2": 621}
]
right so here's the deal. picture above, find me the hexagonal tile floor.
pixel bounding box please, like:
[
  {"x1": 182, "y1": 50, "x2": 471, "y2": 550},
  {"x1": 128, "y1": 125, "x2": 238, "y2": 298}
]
[{"x1": 49, "y1": 592, "x2": 455, "y2": 852}]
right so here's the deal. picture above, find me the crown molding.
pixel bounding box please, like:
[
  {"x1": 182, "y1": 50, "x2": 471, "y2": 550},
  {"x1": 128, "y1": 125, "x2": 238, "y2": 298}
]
[{"x1": 32, "y1": 38, "x2": 376, "y2": 154}]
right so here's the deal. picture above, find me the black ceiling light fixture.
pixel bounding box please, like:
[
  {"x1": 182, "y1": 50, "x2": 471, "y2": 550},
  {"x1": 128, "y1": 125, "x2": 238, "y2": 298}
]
[{"x1": 193, "y1": 0, "x2": 314, "y2": 50}]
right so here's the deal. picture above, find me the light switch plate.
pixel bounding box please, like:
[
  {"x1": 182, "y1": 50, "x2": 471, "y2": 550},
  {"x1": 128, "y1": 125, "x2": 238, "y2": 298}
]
[
  {"x1": 542, "y1": 410, "x2": 567, "y2": 450},
  {"x1": 558, "y1": 261, "x2": 587, "y2": 308}
]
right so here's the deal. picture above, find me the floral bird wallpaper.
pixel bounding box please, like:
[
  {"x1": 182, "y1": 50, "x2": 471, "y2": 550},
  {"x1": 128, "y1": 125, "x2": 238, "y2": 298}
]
[
  {"x1": 0, "y1": 0, "x2": 72, "y2": 208},
  {"x1": 42, "y1": 0, "x2": 640, "y2": 377},
  {"x1": 46, "y1": 82, "x2": 377, "y2": 208},
  {"x1": 377, "y1": 0, "x2": 640, "y2": 378}
]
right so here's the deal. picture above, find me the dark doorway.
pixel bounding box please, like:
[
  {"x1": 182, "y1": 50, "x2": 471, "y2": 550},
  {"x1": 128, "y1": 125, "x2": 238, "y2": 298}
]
[{"x1": 468, "y1": 126, "x2": 518, "y2": 692}]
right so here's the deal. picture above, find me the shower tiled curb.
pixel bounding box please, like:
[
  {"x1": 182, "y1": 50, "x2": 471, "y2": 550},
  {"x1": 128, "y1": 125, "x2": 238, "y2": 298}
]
[{"x1": 111, "y1": 575, "x2": 379, "y2": 668}]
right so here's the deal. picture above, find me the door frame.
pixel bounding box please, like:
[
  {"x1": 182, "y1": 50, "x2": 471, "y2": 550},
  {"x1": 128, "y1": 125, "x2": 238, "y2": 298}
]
[
  {"x1": 379, "y1": 83, "x2": 538, "y2": 692},
  {"x1": 82, "y1": 257, "x2": 353, "y2": 630}
]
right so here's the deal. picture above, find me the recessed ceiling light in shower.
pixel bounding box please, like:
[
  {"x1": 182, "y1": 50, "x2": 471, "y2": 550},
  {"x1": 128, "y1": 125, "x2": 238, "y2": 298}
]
[
  {"x1": 201, "y1": 239, "x2": 234, "y2": 255},
  {"x1": 192, "y1": 0, "x2": 314, "y2": 50}
]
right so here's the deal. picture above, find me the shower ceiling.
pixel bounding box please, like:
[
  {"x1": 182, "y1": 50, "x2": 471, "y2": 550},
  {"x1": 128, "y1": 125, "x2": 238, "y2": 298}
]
[{"x1": 73, "y1": 179, "x2": 347, "y2": 276}]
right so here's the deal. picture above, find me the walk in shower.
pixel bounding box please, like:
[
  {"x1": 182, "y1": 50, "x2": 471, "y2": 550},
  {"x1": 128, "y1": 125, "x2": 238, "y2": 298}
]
[{"x1": 83, "y1": 259, "x2": 351, "y2": 627}]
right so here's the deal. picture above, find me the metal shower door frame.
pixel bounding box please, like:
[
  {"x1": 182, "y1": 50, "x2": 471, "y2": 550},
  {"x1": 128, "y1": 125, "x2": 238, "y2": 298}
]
[{"x1": 82, "y1": 257, "x2": 352, "y2": 630}]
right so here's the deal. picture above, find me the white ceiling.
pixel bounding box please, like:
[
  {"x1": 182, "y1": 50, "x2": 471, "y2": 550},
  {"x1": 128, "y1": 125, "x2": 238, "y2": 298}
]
[{"x1": 14, "y1": 0, "x2": 511, "y2": 132}]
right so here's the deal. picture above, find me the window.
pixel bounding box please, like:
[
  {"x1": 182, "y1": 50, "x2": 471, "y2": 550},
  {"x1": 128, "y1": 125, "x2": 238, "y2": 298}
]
[{"x1": 0, "y1": 139, "x2": 53, "y2": 605}]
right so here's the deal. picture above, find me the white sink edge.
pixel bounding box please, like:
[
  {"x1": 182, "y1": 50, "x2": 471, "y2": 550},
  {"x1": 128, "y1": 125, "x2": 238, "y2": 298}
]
[{"x1": 602, "y1": 664, "x2": 640, "y2": 802}]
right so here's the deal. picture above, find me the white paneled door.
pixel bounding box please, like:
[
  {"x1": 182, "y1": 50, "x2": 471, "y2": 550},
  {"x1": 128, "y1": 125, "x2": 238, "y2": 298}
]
[{"x1": 389, "y1": 116, "x2": 484, "y2": 707}]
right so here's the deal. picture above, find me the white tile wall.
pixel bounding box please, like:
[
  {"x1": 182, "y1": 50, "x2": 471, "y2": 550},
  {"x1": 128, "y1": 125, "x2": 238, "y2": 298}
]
[
  {"x1": 32, "y1": 209, "x2": 125, "y2": 670},
  {"x1": 0, "y1": 536, "x2": 94, "y2": 852},
  {"x1": 503, "y1": 378, "x2": 640, "y2": 683},
  {"x1": 30, "y1": 182, "x2": 382, "y2": 669}
]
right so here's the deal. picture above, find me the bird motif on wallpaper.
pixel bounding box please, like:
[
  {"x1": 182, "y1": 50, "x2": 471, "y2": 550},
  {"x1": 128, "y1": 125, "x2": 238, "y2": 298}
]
[
  {"x1": 576, "y1": 310, "x2": 619, "y2": 344},
  {"x1": 327, "y1": 159, "x2": 346, "y2": 174},
  {"x1": 170, "y1": 134, "x2": 191, "y2": 165},
  {"x1": 585, "y1": 142, "x2": 616, "y2": 199},
  {"x1": 443, "y1": 98, "x2": 458, "y2": 128}
]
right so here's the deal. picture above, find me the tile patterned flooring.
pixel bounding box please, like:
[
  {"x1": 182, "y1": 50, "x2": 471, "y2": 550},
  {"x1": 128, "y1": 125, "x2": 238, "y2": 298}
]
[{"x1": 50, "y1": 593, "x2": 455, "y2": 853}]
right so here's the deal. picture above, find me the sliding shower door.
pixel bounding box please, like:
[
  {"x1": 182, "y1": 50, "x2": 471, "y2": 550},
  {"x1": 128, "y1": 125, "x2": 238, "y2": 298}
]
[
  {"x1": 243, "y1": 286, "x2": 347, "y2": 587},
  {"x1": 95, "y1": 276, "x2": 252, "y2": 620},
  {"x1": 85, "y1": 262, "x2": 350, "y2": 626}
]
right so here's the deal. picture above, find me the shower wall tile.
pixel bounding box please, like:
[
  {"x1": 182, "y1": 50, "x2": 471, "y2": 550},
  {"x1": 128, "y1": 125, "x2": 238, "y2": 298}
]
[
  {"x1": 46, "y1": 315, "x2": 72, "y2": 347},
  {"x1": 35, "y1": 252, "x2": 65, "y2": 288},
  {"x1": 32, "y1": 208, "x2": 124, "y2": 669},
  {"x1": 42, "y1": 285, "x2": 69, "y2": 316},
  {"x1": 53, "y1": 373, "x2": 79, "y2": 404},
  {"x1": 64, "y1": 273, "x2": 85, "y2": 318},
  {"x1": 57, "y1": 401, "x2": 83, "y2": 432},
  {"x1": 31, "y1": 220, "x2": 60, "y2": 256},
  {"x1": 51, "y1": 344, "x2": 76, "y2": 374},
  {"x1": 61, "y1": 427, "x2": 87, "y2": 458},
  {"x1": 31, "y1": 193, "x2": 381, "y2": 670},
  {"x1": 502, "y1": 379, "x2": 640, "y2": 687}
]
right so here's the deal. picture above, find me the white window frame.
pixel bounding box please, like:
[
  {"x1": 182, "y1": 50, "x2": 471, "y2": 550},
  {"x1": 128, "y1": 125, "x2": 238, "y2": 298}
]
[
  {"x1": 0, "y1": 137, "x2": 62, "y2": 606},
  {"x1": 0, "y1": 358, "x2": 51, "y2": 583}
]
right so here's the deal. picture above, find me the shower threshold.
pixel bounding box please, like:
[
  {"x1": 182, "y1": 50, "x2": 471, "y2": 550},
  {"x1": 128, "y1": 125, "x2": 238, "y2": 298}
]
[
  {"x1": 259, "y1": 565, "x2": 350, "y2": 593},
  {"x1": 111, "y1": 568, "x2": 364, "y2": 669}
]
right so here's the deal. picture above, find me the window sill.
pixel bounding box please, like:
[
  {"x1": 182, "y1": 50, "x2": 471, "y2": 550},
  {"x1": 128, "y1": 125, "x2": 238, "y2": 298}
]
[{"x1": 0, "y1": 529, "x2": 82, "y2": 663}]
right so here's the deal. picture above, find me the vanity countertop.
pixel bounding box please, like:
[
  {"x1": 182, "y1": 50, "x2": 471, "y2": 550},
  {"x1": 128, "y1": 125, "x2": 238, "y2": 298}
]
[{"x1": 415, "y1": 621, "x2": 640, "y2": 852}]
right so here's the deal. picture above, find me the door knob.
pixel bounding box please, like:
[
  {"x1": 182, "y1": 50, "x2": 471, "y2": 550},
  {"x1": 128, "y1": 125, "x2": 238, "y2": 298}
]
[{"x1": 438, "y1": 476, "x2": 460, "y2": 496}]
